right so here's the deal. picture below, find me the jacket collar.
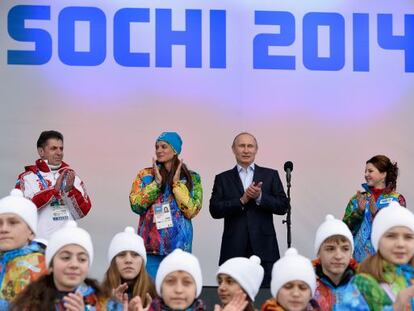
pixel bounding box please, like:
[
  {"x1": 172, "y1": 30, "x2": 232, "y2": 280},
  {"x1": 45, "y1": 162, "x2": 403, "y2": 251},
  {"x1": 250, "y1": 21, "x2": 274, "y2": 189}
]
[
  {"x1": 313, "y1": 258, "x2": 357, "y2": 288},
  {"x1": 25, "y1": 159, "x2": 69, "y2": 173}
]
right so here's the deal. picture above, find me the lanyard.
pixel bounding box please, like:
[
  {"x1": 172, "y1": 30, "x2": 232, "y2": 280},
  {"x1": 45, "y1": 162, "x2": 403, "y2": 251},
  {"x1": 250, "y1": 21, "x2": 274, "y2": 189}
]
[{"x1": 35, "y1": 171, "x2": 49, "y2": 189}]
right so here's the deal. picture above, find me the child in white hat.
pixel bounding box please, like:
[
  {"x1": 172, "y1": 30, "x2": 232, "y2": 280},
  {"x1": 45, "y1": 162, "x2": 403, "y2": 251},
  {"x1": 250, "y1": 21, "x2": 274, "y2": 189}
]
[
  {"x1": 312, "y1": 214, "x2": 369, "y2": 310},
  {"x1": 0, "y1": 189, "x2": 46, "y2": 309},
  {"x1": 262, "y1": 248, "x2": 319, "y2": 311},
  {"x1": 338, "y1": 202, "x2": 414, "y2": 310},
  {"x1": 145, "y1": 248, "x2": 206, "y2": 310},
  {"x1": 101, "y1": 226, "x2": 156, "y2": 308},
  {"x1": 215, "y1": 255, "x2": 264, "y2": 311},
  {"x1": 11, "y1": 221, "x2": 123, "y2": 310}
]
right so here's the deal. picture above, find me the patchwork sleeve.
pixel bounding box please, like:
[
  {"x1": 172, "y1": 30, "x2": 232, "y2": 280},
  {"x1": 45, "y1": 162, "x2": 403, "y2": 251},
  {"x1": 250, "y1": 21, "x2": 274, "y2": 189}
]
[
  {"x1": 130, "y1": 169, "x2": 160, "y2": 215},
  {"x1": 172, "y1": 172, "x2": 202, "y2": 219},
  {"x1": 343, "y1": 195, "x2": 364, "y2": 235}
]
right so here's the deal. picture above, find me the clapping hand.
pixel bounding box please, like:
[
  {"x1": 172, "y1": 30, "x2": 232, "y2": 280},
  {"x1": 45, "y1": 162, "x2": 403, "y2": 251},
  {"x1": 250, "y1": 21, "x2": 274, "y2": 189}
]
[
  {"x1": 393, "y1": 285, "x2": 414, "y2": 311},
  {"x1": 368, "y1": 195, "x2": 378, "y2": 216},
  {"x1": 62, "y1": 292, "x2": 84, "y2": 311},
  {"x1": 55, "y1": 169, "x2": 75, "y2": 193},
  {"x1": 153, "y1": 158, "x2": 162, "y2": 185},
  {"x1": 113, "y1": 283, "x2": 128, "y2": 302},
  {"x1": 241, "y1": 181, "x2": 263, "y2": 204},
  {"x1": 356, "y1": 191, "x2": 366, "y2": 212},
  {"x1": 246, "y1": 181, "x2": 262, "y2": 199},
  {"x1": 122, "y1": 293, "x2": 152, "y2": 311},
  {"x1": 64, "y1": 170, "x2": 75, "y2": 192},
  {"x1": 213, "y1": 292, "x2": 248, "y2": 311}
]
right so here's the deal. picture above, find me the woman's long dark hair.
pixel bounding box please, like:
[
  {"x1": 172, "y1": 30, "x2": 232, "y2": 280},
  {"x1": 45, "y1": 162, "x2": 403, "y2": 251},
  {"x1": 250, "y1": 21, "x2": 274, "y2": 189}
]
[
  {"x1": 159, "y1": 155, "x2": 193, "y2": 192},
  {"x1": 11, "y1": 273, "x2": 102, "y2": 311}
]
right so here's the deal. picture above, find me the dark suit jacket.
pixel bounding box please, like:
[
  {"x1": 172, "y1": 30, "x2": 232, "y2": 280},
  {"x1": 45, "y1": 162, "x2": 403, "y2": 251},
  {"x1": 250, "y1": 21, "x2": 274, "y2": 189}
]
[{"x1": 209, "y1": 164, "x2": 289, "y2": 264}]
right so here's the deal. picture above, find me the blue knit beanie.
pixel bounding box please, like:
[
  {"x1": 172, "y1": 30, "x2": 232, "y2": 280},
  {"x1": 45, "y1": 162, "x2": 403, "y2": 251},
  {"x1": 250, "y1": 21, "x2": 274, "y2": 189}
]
[{"x1": 156, "y1": 132, "x2": 182, "y2": 155}]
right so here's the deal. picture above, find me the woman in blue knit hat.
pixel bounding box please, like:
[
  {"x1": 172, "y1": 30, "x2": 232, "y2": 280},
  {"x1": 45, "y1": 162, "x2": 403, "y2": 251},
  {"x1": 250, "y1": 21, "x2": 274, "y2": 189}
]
[{"x1": 129, "y1": 132, "x2": 203, "y2": 279}]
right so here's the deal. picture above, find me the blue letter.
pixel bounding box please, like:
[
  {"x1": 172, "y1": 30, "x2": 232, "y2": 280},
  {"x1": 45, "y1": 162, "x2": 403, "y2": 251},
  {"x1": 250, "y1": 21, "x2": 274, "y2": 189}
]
[
  {"x1": 353, "y1": 14, "x2": 370, "y2": 72},
  {"x1": 58, "y1": 7, "x2": 106, "y2": 66},
  {"x1": 303, "y1": 13, "x2": 345, "y2": 71},
  {"x1": 253, "y1": 11, "x2": 295, "y2": 70},
  {"x1": 7, "y1": 5, "x2": 52, "y2": 65},
  {"x1": 156, "y1": 9, "x2": 202, "y2": 68},
  {"x1": 210, "y1": 10, "x2": 226, "y2": 69},
  {"x1": 114, "y1": 8, "x2": 150, "y2": 67},
  {"x1": 378, "y1": 14, "x2": 414, "y2": 72}
]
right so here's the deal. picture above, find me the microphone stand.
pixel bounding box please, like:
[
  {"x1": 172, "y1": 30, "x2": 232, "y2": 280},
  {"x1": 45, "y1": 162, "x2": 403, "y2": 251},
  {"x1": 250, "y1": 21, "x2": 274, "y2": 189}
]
[{"x1": 283, "y1": 177, "x2": 292, "y2": 248}]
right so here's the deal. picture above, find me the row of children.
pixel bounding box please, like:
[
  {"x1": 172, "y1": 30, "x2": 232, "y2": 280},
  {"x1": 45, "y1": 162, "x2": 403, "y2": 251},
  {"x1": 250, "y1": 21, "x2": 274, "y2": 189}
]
[{"x1": 1, "y1": 188, "x2": 414, "y2": 310}]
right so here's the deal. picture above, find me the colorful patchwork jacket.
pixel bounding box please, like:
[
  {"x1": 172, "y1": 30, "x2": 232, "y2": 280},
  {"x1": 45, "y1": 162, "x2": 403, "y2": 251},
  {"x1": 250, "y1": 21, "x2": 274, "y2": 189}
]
[
  {"x1": 343, "y1": 183, "x2": 406, "y2": 262},
  {"x1": 54, "y1": 283, "x2": 123, "y2": 311},
  {"x1": 261, "y1": 298, "x2": 321, "y2": 311},
  {"x1": 338, "y1": 261, "x2": 414, "y2": 311},
  {"x1": 130, "y1": 167, "x2": 202, "y2": 255},
  {"x1": 0, "y1": 241, "x2": 46, "y2": 309},
  {"x1": 16, "y1": 159, "x2": 92, "y2": 241},
  {"x1": 313, "y1": 258, "x2": 369, "y2": 311},
  {"x1": 148, "y1": 297, "x2": 206, "y2": 311}
]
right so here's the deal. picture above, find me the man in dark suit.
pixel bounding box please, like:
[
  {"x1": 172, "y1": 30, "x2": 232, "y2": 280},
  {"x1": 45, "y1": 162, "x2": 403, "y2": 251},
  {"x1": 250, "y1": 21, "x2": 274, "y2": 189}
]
[{"x1": 209, "y1": 132, "x2": 289, "y2": 287}]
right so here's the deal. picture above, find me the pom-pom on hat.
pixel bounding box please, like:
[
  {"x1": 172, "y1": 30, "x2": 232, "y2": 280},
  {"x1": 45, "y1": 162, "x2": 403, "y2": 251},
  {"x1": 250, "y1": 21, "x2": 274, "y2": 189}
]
[
  {"x1": 155, "y1": 249, "x2": 202, "y2": 297},
  {"x1": 217, "y1": 255, "x2": 264, "y2": 301},
  {"x1": 0, "y1": 189, "x2": 37, "y2": 235},
  {"x1": 314, "y1": 214, "x2": 354, "y2": 256},
  {"x1": 271, "y1": 248, "x2": 316, "y2": 298},
  {"x1": 371, "y1": 201, "x2": 414, "y2": 252},
  {"x1": 108, "y1": 226, "x2": 147, "y2": 264},
  {"x1": 45, "y1": 220, "x2": 93, "y2": 268},
  {"x1": 156, "y1": 132, "x2": 183, "y2": 155}
]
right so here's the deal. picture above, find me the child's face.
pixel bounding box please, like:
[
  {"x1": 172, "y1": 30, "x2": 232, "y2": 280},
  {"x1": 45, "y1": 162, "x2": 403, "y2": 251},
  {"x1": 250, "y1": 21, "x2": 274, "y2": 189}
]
[
  {"x1": 0, "y1": 213, "x2": 34, "y2": 251},
  {"x1": 115, "y1": 251, "x2": 143, "y2": 280},
  {"x1": 51, "y1": 244, "x2": 89, "y2": 291},
  {"x1": 318, "y1": 238, "x2": 352, "y2": 281},
  {"x1": 379, "y1": 226, "x2": 414, "y2": 265},
  {"x1": 217, "y1": 273, "x2": 243, "y2": 306},
  {"x1": 161, "y1": 271, "x2": 196, "y2": 310},
  {"x1": 277, "y1": 280, "x2": 311, "y2": 311}
]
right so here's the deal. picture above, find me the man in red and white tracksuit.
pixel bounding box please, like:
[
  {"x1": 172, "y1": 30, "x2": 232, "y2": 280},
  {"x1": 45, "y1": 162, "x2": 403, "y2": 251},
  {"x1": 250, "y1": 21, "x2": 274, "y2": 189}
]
[{"x1": 15, "y1": 130, "x2": 91, "y2": 244}]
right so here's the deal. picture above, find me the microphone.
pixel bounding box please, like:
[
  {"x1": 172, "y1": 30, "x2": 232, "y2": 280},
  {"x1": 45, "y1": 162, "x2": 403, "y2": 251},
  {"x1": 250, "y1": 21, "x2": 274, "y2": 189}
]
[{"x1": 284, "y1": 161, "x2": 293, "y2": 185}]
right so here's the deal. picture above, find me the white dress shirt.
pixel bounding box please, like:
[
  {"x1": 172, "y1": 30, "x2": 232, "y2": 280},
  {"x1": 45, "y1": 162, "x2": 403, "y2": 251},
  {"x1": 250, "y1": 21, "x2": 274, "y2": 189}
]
[{"x1": 237, "y1": 163, "x2": 262, "y2": 204}]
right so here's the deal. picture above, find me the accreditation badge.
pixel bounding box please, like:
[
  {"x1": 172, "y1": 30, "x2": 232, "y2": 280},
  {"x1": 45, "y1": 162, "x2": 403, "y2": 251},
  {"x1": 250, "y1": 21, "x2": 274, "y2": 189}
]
[
  {"x1": 153, "y1": 203, "x2": 173, "y2": 230},
  {"x1": 51, "y1": 199, "x2": 70, "y2": 221}
]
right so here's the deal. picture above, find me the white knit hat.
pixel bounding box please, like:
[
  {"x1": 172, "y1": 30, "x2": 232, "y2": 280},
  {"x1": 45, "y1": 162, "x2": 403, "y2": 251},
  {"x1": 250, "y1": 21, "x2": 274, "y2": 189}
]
[
  {"x1": 108, "y1": 226, "x2": 147, "y2": 264},
  {"x1": 371, "y1": 202, "x2": 414, "y2": 252},
  {"x1": 45, "y1": 221, "x2": 93, "y2": 268},
  {"x1": 271, "y1": 248, "x2": 316, "y2": 298},
  {"x1": 155, "y1": 249, "x2": 202, "y2": 297},
  {"x1": 314, "y1": 214, "x2": 354, "y2": 256},
  {"x1": 217, "y1": 255, "x2": 264, "y2": 301},
  {"x1": 0, "y1": 189, "x2": 37, "y2": 235}
]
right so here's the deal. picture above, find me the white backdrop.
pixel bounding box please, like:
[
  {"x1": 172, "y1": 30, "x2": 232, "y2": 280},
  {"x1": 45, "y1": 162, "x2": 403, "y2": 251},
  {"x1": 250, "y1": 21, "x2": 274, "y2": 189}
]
[{"x1": 1, "y1": 0, "x2": 413, "y2": 285}]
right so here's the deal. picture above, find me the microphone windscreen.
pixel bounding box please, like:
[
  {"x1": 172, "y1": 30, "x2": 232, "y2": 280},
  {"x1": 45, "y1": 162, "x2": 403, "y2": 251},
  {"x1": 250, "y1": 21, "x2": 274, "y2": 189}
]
[{"x1": 284, "y1": 161, "x2": 293, "y2": 172}]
